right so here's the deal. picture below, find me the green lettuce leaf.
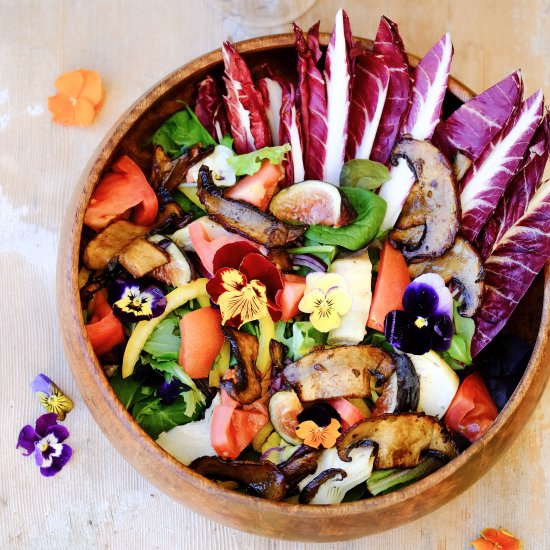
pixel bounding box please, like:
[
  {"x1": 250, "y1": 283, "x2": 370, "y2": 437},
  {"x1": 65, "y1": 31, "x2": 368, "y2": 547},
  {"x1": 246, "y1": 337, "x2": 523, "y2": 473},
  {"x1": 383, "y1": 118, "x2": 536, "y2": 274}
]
[
  {"x1": 142, "y1": 317, "x2": 181, "y2": 360},
  {"x1": 305, "y1": 187, "x2": 387, "y2": 250},
  {"x1": 441, "y1": 300, "x2": 475, "y2": 369},
  {"x1": 227, "y1": 144, "x2": 291, "y2": 176},
  {"x1": 339, "y1": 159, "x2": 391, "y2": 190},
  {"x1": 110, "y1": 370, "x2": 149, "y2": 410},
  {"x1": 151, "y1": 105, "x2": 215, "y2": 158},
  {"x1": 274, "y1": 321, "x2": 327, "y2": 361}
]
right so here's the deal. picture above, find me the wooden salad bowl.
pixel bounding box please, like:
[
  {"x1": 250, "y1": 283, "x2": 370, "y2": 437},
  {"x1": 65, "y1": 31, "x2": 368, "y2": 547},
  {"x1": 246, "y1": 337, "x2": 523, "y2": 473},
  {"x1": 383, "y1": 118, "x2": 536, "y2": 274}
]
[{"x1": 56, "y1": 34, "x2": 550, "y2": 541}]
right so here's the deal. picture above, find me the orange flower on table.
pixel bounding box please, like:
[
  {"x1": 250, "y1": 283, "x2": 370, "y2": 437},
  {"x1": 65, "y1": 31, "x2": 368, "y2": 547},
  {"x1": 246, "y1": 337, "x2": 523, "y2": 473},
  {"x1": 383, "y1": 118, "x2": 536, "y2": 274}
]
[
  {"x1": 470, "y1": 528, "x2": 522, "y2": 549},
  {"x1": 48, "y1": 69, "x2": 103, "y2": 126},
  {"x1": 295, "y1": 418, "x2": 341, "y2": 449}
]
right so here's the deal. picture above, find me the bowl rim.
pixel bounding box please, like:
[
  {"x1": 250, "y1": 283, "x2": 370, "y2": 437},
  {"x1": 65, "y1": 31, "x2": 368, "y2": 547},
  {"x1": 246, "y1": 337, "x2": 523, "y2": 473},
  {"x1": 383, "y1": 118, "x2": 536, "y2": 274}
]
[{"x1": 56, "y1": 32, "x2": 550, "y2": 539}]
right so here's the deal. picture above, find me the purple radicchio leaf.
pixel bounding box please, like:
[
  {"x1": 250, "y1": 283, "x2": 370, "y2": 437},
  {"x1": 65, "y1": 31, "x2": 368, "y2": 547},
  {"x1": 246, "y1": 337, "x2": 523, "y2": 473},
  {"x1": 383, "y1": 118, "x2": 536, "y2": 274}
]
[
  {"x1": 432, "y1": 70, "x2": 523, "y2": 163},
  {"x1": 370, "y1": 16, "x2": 412, "y2": 165},
  {"x1": 222, "y1": 42, "x2": 272, "y2": 154},
  {"x1": 322, "y1": 8, "x2": 353, "y2": 185},
  {"x1": 293, "y1": 21, "x2": 328, "y2": 182},
  {"x1": 194, "y1": 75, "x2": 230, "y2": 142},
  {"x1": 280, "y1": 82, "x2": 305, "y2": 184},
  {"x1": 345, "y1": 52, "x2": 389, "y2": 161},
  {"x1": 401, "y1": 33, "x2": 453, "y2": 141},
  {"x1": 476, "y1": 113, "x2": 550, "y2": 260},
  {"x1": 472, "y1": 178, "x2": 550, "y2": 356},
  {"x1": 258, "y1": 76, "x2": 283, "y2": 147},
  {"x1": 460, "y1": 89, "x2": 545, "y2": 243}
]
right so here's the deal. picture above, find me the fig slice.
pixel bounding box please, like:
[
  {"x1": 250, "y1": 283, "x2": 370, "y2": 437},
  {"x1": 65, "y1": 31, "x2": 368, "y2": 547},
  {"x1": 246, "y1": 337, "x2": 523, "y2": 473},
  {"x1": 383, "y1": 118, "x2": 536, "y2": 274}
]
[
  {"x1": 389, "y1": 138, "x2": 460, "y2": 262},
  {"x1": 269, "y1": 180, "x2": 356, "y2": 227}
]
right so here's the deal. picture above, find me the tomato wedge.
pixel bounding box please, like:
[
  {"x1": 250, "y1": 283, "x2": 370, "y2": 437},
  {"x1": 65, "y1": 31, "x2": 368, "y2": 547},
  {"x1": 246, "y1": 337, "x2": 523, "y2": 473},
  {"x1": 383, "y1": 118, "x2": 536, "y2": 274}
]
[
  {"x1": 367, "y1": 240, "x2": 410, "y2": 331},
  {"x1": 84, "y1": 155, "x2": 158, "y2": 232},
  {"x1": 325, "y1": 398, "x2": 366, "y2": 431},
  {"x1": 225, "y1": 160, "x2": 284, "y2": 211},
  {"x1": 179, "y1": 307, "x2": 225, "y2": 379},
  {"x1": 445, "y1": 372, "x2": 498, "y2": 442},
  {"x1": 85, "y1": 292, "x2": 125, "y2": 356},
  {"x1": 276, "y1": 273, "x2": 306, "y2": 322}
]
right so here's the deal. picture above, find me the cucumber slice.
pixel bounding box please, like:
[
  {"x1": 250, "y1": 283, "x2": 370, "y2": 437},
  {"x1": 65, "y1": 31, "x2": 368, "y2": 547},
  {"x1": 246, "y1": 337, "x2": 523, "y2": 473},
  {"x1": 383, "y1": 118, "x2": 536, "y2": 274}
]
[{"x1": 268, "y1": 390, "x2": 304, "y2": 445}]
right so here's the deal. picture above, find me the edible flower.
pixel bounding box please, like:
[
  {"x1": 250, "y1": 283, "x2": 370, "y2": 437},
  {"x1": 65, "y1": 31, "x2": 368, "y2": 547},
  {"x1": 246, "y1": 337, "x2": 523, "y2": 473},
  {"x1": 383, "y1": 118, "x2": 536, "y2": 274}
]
[
  {"x1": 470, "y1": 528, "x2": 522, "y2": 549},
  {"x1": 298, "y1": 273, "x2": 352, "y2": 332},
  {"x1": 31, "y1": 374, "x2": 74, "y2": 421},
  {"x1": 16, "y1": 413, "x2": 73, "y2": 477},
  {"x1": 384, "y1": 273, "x2": 454, "y2": 355},
  {"x1": 48, "y1": 68, "x2": 103, "y2": 127},
  {"x1": 296, "y1": 418, "x2": 341, "y2": 449},
  {"x1": 206, "y1": 241, "x2": 283, "y2": 328},
  {"x1": 108, "y1": 279, "x2": 167, "y2": 323}
]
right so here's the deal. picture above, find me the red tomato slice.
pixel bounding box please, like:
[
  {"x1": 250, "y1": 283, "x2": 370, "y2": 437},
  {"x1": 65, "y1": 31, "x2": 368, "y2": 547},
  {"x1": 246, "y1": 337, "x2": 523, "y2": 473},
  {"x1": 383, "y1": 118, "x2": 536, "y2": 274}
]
[
  {"x1": 225, "y1": 160, "x2": 284, "y2": 211},
  {"x1": 210, "y1": 403, "x2": 238, "y2": 458},
  {"x1": 325, "y1": 398, "x2": 366, "y2": 431},
  {"x1": 85, "y1": 292, "x2": 125, "y2": 356},
  {"x1": 367, "y1": 240, "x2": 410, "y2": 332},
  {"x1": 445, "y1": 372, "x2": 498, "y2": 442},
  {"x1": 83, "y1": 155, "x2": 158, "y2": 232},
  {"x1": 276, "y1": 273, "x2": 306, "y2": 322},
  {"x1": 179, "y1": 307, "x2": 225, "y2": 379}
]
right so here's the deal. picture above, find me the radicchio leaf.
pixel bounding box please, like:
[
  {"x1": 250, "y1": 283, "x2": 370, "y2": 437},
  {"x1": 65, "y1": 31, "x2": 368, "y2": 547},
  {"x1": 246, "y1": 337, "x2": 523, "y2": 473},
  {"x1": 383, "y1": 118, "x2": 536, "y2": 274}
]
[
  {"x1": 293, "y1": 21, "x2": 328, "y2": 182},
  {"x1": 346, "y1": 53, "x2": 389, "y2": 161},
  {"x1": 472, "y1": 178, "x2": 550, "y2": 356},
  {"x1": 433, "y1": 71, "x2": 523, "y2": 162},
  {"x1": 460, "y1": 89, "x2": 545, "y2": 243},
  {"x1": 370, "y1": 16, "x2": 411, "y2": 164},
  {"x1": 322, "y1": 8, "x2": 353, "y2": 185},
  {"x1": 280, "y1": 82, "x2": 305, "y2": 184},
  {"x1": 258, "y1": 77, "x2": 283, "y2": 147},
  {"x1": 477, "y1": 114, "x2": 550, "y2": 259},
  {"x1": 194, "y1": 75, "x2": 230, "y2": 142},
  {"x1": 222, "y1": 42, "x2": 272, "y2": 154},
  {"x1": 401, "y1": 33, "x2": 453, "y2": 140}
]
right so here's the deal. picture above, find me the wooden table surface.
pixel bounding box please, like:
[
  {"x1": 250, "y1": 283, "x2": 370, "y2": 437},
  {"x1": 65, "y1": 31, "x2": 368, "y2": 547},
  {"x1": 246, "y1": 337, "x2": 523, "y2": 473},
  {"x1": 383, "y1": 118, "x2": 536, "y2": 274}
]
[{"x1": 2, "y1": 1, "x2": 549, "y2": 548}]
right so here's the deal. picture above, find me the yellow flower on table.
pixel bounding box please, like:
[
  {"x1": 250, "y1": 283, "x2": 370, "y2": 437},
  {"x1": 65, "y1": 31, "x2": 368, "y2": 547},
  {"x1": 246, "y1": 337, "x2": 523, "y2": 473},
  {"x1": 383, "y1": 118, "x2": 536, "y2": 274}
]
[{"x1": 298, "y1": 273, "x2": 352, "y2": 332}]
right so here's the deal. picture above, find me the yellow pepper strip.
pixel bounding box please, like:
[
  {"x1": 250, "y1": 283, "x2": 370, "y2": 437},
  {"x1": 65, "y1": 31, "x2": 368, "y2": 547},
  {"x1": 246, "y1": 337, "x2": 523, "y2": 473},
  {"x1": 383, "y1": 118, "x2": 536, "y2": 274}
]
[
  {"x1": 256, "y1": 314, "x2": 275, "y2": 375},
  {"x1": 208, "y1": 340, "x2": 231, "y2": 388},
  {"x1": 122, "y1": 278, "x2": 208, "y2": 378}
]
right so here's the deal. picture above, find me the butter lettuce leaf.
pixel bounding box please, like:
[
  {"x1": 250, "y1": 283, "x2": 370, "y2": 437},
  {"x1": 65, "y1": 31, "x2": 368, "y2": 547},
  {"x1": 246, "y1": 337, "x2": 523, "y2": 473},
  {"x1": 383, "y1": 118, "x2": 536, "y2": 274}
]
[{"x1": 227, "y1": 144, "x2": 291, "y2": 176}]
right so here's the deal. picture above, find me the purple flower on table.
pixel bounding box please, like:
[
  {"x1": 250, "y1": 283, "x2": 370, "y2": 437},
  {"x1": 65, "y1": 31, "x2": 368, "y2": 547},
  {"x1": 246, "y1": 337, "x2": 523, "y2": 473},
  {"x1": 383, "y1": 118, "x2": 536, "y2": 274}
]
[
  {"x1": 16, "y1": 413, "x2": 72, "y2": 477},
  {"x1": 108, "y1": 279, "x2": 167, "y2": 323},
  {"x1": 31, "y1": 374, "x2": 74, "y2": 421},
  {"x1": 384, "y1": 273, "x2": 454, "y2": 355}
]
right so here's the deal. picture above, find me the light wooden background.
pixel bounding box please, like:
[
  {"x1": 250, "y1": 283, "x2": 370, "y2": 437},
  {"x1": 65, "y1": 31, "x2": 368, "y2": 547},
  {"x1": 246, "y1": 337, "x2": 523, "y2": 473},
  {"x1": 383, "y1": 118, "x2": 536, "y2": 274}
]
[{"x1": 1, "y1": 1, "x2": 549, "y2": 548}]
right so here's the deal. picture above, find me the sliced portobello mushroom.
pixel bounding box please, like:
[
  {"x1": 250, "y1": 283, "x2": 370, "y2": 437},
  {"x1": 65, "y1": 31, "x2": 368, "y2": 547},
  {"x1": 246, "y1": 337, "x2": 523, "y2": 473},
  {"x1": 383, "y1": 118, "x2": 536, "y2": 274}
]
[
  {"x1": 148, "y1": 235, "x2": 193, "y2": 287},
  {"x1": 189, "y1": 456, "x2": 286, "y2": 501},
  {"x1": 299, "y1": 469, "x2": 347, "y2": 504},
  {"x1": 336, "y1": 412, "x2": 457, "y2": 469},
  {"x1": 277, "y1": 445, "x2": 322, "y2": 491},
  {"x1": 197, "y1": 166, "x2": 306, "y2": 248},
  {"x1": 268, "y1": 390, "x2": 303, "y2": 445},
  {"x1": 283, "y1": 345, "x2": 394, "y2": 402},
  {"x1": 408, "y1": 236, "x2": 485, "y2": 317},
  {"x1": 269, "y1": 339, "x2": 288, "y2": 370},
  {"x1": 372, "y1": 352, "x2": 420, "y2": 416},
  {"x1": 389, "y1": 138, "x2": 460, "y2": 262},
  {"x1": 220, "y1": 327, "x2": 262, "y2": 405},
  {"x1": 118, "y1": 237, "x2": 170, "y2": 279}
]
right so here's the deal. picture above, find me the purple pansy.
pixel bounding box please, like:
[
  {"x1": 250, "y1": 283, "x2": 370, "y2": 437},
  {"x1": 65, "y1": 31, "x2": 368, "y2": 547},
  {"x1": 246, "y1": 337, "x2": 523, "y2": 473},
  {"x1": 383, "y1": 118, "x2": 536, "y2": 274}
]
[
  {"x1": 156, "y1": 379, "x2": 190, "y2": 405},
  {"x1": 16, "y1": 413, "x2": 72, "y2": 477},
  {"x1": 31, "y1": 374, "x2": 74, "y2": 421},
  {"x1": 384, "y1": 273, "x2": 454, "y2": 355},
  {"x1": 108, "y1": 279, "x2": 167, "y2": 323}
]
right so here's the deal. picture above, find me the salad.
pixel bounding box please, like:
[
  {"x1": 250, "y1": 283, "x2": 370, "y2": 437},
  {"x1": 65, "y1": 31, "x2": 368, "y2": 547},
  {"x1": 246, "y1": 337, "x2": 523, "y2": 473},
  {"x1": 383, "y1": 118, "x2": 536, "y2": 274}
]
[{"x1": 79, "y1": 10, "x2": 550, "y2": 504}]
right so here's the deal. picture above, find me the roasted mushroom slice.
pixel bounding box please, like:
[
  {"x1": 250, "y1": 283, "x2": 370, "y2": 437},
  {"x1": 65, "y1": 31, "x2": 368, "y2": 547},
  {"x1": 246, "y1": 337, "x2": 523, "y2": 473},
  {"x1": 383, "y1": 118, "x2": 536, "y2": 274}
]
[
  {"x1": 197, "y1": 167, "x2": 306, "y2": 248},
  {"x1": 277, "y1": 445, "x2": 322, "y2": 491},
  {"x1": 189, "y1": 457, "x2": 286, "y2": 501},
  {"x1": 282, "y1": 345, "x2": 394, "y2": 402},
  {"x1": 269, "y1": 339, "x2": 288, "y2": 371},
  {"x1": 148, "y1": 235, "x2": 193, "y2": 287},
  {"x1": 82, "y1": 220, "x2": 150, "y2": 271},
  {"x1": 389, "y1": 139, "x2": 460, "y2": 262},
  {"x1": 372, "y1": 353, "x2": 420, "y2": 416},
  {"x1": 220, "y1": 327, "x2": 262, "y2": 405},
  {"x1": 118, "y1": 238, "x2": 169, "y2": 279},
  {"x1": 337, "y1": 413, "x2": 457, "y2": 469},
  {"x1": 408, "y1": 236, "x2": 485, "y2": 317},
  {"x1": 299, "y1": 469, "x2": 347, "y2": 504}
]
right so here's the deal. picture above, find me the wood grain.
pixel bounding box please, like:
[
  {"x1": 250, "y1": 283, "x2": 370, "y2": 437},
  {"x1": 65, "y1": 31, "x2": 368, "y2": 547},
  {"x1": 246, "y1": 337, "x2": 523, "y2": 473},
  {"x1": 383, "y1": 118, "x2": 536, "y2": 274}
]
[{"x1": 2, "y1": 0, "x2": 550, "y2": 548}]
